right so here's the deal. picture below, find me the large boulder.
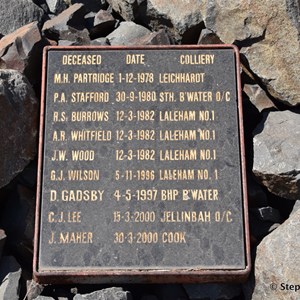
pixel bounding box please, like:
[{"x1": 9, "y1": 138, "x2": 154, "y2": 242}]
[
  {"x1": 0, "y1": 70, "x2": 38, "y2": 188},
  {"x1": 198, "y1": 0, "x2": 300, "y2": 106},
  {"x1": 107, "y1": 0, "x2": 203, "y2": 42},
  {"x1": 253, "y1": 110, "x2": 300, "y2": 200},
  {"x1": 0, "y1": 0, "x2": 45, "y2": 35},
  {"x1": 252, "y1": 207, "x2": 300, "y2": 299},
  {"x1": 107, "y1": 21, "x2": 151, "y2": 45}
]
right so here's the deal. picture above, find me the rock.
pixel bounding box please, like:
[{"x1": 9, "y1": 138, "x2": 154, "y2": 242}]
[
  {"x1": 197, "y1": 28, "x2": 222, "y2": 44},
  {"x1": 107, "y1": 21, "x2": 151, "y2": 45},
  {"x1": 73, "y1": 287, "x2": 132, "y2": 300},
  {"x1": 252, "y1": 208, "x2": 300, "y2": 299},
  {"x1": 34, "y1": 297, "x2": 55, "y2": 300},
  {"x1": 253, "y1": 111, "x2": 300, "y2": 200},
  {"x1": 0, "y1": 70, "x2": 38, "y2": 188},
  {"x1": 130, "y1": 29, "x2": 172, "y2": 45},
  {"x1": 26, "y1": 280, "x2": 44, "y2": 300},
  {"x1": 290, "y1": 200, "x2": 300, "y2": 215},
  {"x1": 56, "y1": 28, "x2": 91, "y2": 45},
  {"x1": 42, "y1": 3, "x2": 86, "y2": 40},
  {"x1": 184, "y1": 283, "x2": 242, "y2": 300},
  {"x1": 107, "y1": 0, "x2": 203, "y2": 42},
  {"x1": 199, "y1": 0, "x2": 300, "y2": 106},
  {"x1": 90, "y1": 37, "x2": 110, "y2": 45},
  {"x1": 106, "y1": 0, "x2": 144, "y2": 22},
  {"x1": 286, "y1": 0, "x2": 300, "y2": 35},
  {"x1": 0, "y1": 230, "x2": 6, "y2": 258},
  {"x1": 244, "y1": 84, "x2": 277, "y2": 113},
  {"x1": 0, "y1": 256, "x2": 21, "y2": 300},
  {"x1": 46, "y1": 0, "x2": 68, "y2": 14},
  {"x1": 0, "y1": 0, "x2": 46, "y2": 35},
  {"x1": 89, "y1": 9, "x2": 116, "y2": 39},
  {"x1": 0, "y1": 22, "x2": 47, "y2": 88}
]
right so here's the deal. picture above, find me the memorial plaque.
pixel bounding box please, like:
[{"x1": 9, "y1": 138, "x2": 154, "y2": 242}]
[{"x1": 34, "y1": 45, "x2": 250, "y2": 283}]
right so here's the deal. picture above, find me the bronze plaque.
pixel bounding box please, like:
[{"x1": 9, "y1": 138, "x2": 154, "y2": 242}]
[{"x1": 34, "y1": 45, "x2": 250, "y2": 283}]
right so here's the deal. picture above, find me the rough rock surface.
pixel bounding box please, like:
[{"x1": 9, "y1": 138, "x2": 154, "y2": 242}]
[
  {"x1": 197, "y1": 28, "x2": 222, "y2": 44},
  {"x1": 107, "y1": 0, "x2": 203, "y2": 42},
  {"x1": 198, "y1": 0, "x2": 300, "y2": 106},
  {"x1": 252, "y1": 208, "x2": 300, "y2": 299},
  {"x1": 0, "y1": 22, "x2": 46, "y2": 88},
  {"x1": 0, "y1": 70, "x2": 38, "y2": 188},
  {"x1": 45, "y1": 0, "x2": 68, "y2": 14},
  {"x1": 0, "y1": 0, "x2": 45, "y2": 35},
  {"x1": 253, "y1": 110, "x2": 300, "y2": 200},
  {"x1": 42, "y1": 3, "x2": 86, "y2": 39},
  {"x1": 107, "y1": 21, "x2": 151, "y2": 45},
  {"x1": 89, "y1": 9, "x2": 116, "y2": 39},
  {"x1": 73, "y1": 287, "x2": 132, "y2": 300},
  {"x1": 244, "y1": 84, "x2": 277, "y2": 112},
  {"x1": 129, "y1": 29, "x2": 172, "y2": 45},
  {"x1": 0, "y1": 256, "x2": 22, "y2": 300}
]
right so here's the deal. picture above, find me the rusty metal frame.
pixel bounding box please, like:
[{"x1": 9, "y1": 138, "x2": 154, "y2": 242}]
[{"x1": 33, "y1": 44, "x2": 251, "y2": 284}]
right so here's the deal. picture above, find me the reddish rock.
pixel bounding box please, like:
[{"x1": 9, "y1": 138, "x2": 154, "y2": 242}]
[
  {"x1": 244, "y1": 84, "x2": 277, "y2": 112},
  {"x1": 42, "y1": 3, "x2": 86, "y2": 40},
  {"x1": 130, "y1": 29, "x2": 173, "y2": 45},
  {"x1": 0, "y1": 22, "x2": 46, "y2": 88},
  {"x1": 89, "y1": 9, "x2": 116, "y2": 39}
]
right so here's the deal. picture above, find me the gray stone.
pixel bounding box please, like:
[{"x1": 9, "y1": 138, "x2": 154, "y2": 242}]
[
  {"x1": 90, "y1": 38, "x2": 110, "y2": 45},
  {"x1": 73, "y1": 287, "x2": 132, "y2": 300},
  {"x1": 46, "y1": 0, "x2": 68, "y2": 14},
  {"x1": 0, "y1": 70, "x2": 38, "y2": 188},
  {"x1": 34, "y1": 297, "x2": 55, "y2": 300},
  {"x1": 244, "y1": 84, "x2": 277, "y2": 112},
  {"x1": 129, "y1": 29, "x2": 172, "y2": 45},
  {"x1": 106, "y1": 0, "x2": 144, "y2": 22},
  {"x1": 252, "y1": 208, "x2": 300, "y2": 299},
  {"x1": 26, "y1": 280, "x2": 44, "y2": 300},
  {"x1": 0, "y1": 230, "x2": 6, "y2": 258},
  {"x1": 56, "y1": 28, "x2": 91, "y2": 45},
  {"x1": 107, "y1": 0, "x2": 203, "y2": 42},
  {"x1": 0, "y1": 0, "x2": 45, "y2": 36},
  {"x1": 253, "y1": 110, "x2": 300, "y2": 200},
  {"x1": 0, "y1": 22, "x2": 46, "y2": 88},
  {"x1": 42, "y1": 3, "x2": 86, "y2": 39},
  {"x1": 89, "y1": 9, "x2": 116, "y2": 39},
  {"x1": 107, "y1": 21, "x2": 151, "y2": 45},
  {"x1": 198, "y1": 0, "x2": 300, "y2": 106},
  {"x1": 198, "y1": 28, "x2": 222, "y2": 44},
  {"x1": 286, "y1": 0, "x2": 300, "y2": 35},
  {"x1": 290, "y1": 200, "x2": 300, "y2": 215},
  {"x1": 0, "y1": 256, "x2": 21, "y2": 300},
  {"x1": 184, "y1": 283, "x2": 242, "y2": 300}
]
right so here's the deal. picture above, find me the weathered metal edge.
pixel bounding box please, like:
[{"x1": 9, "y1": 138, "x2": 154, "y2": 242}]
[{"x1": 33, "y1": 44, "x2": 251, "y2": 284}]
